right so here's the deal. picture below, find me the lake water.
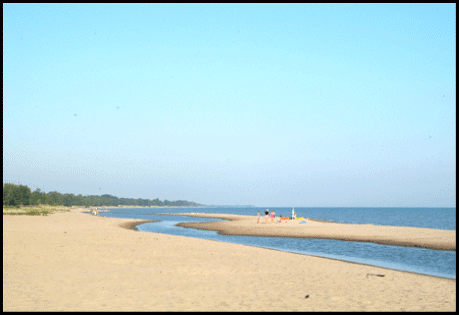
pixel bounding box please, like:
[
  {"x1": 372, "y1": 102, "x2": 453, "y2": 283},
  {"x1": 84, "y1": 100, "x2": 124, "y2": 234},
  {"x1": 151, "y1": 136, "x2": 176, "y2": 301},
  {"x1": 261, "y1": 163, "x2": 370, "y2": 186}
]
[{"x1": 99, "y1": 207, "x2": 456, "y2": 279}]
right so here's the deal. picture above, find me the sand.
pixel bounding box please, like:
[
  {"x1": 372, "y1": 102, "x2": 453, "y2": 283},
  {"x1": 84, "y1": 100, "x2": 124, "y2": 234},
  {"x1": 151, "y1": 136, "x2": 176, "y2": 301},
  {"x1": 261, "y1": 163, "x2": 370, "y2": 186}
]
[
  {"x1": 174, "y1": 213, "x2": 456, "y2": 251},
  {"x1": 3, "y1": 209, "x2": 456, "y2": 311}
]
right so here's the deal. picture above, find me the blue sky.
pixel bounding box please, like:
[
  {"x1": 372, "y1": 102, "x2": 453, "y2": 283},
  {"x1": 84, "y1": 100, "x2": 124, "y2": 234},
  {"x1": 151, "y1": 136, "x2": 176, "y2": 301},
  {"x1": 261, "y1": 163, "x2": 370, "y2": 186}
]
[{"x1": 3, "y1": 3, "x2": 456, "y2": 207}]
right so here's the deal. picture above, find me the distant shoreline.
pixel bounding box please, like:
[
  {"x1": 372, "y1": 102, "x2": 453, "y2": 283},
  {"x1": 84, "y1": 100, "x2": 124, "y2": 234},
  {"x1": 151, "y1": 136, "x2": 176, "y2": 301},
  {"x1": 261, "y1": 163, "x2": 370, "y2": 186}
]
[{"x1": 98, "y1": 205, "x2": 209, "y2": 211}]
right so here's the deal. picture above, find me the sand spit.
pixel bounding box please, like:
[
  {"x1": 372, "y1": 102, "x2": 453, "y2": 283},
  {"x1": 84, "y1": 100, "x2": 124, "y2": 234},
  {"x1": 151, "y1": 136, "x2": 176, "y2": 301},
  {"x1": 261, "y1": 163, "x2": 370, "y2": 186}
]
[
  {"x1": 3, "y1": 209, "x2": 455, "y2": 311},
  {"x1": 172, "y1": 213, "x2": 456, "y2": 251},
  {"x1": 118, "y1": 219, "x2": 158, "y2": 231}
]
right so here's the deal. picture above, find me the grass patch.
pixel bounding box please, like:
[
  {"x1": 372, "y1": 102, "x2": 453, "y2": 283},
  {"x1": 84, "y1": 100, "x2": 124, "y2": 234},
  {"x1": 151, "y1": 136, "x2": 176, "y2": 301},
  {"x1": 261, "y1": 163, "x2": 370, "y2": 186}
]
[
  {"x1": 3, "y1": 206, "x2": 70, "y2": 216},
  {"x1": 3, "y1": 206, "x2": 21, "y2": 210}
]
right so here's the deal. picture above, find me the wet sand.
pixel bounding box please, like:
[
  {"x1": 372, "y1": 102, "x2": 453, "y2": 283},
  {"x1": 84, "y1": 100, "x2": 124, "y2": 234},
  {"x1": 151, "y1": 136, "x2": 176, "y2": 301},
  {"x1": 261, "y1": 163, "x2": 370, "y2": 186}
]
[
  {"x1": 3, "y1": 209, "x2": 456, "y2": 311},
  {"x1": 174, "y1": 213, "x2": 456, "y2": 251}
]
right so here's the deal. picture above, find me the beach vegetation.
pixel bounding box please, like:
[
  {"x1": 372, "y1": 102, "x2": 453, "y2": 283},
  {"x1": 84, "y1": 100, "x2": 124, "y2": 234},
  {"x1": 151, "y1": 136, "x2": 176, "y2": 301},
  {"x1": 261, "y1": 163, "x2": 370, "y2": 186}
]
[
  {"x1": 3, "y1": 183, "x2": 30, "y2": 206},
  {"x1": 3, "y1": 205, "x2": 69, "y2": 216},
  {"x1": 3, "y1": 183, "x2": 201, "y2": 208}
]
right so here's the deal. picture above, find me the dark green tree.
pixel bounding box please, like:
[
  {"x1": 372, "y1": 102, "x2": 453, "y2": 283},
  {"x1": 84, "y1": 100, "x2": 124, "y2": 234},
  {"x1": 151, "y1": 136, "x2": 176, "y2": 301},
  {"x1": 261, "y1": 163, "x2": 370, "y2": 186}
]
[
  {"x1": 62, "y1": 193, "x2": 75, "y2": 207},
  {"x1": 47, "y1": 191, "x2": 63, "y2": 206},
  {"x1": 17, "y1": 185, "x2": 31, "y2": 206},
  {"x1": 3, "y1": 183, "x2": 20, "y2": 206}
]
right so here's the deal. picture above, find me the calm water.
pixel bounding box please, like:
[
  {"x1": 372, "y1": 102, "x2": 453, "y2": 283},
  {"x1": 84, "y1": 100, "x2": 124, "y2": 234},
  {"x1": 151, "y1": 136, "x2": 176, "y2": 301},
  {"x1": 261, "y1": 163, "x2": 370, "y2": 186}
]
[{"x1": 100, "y1": 207, "x2": 456, "y2": 279}]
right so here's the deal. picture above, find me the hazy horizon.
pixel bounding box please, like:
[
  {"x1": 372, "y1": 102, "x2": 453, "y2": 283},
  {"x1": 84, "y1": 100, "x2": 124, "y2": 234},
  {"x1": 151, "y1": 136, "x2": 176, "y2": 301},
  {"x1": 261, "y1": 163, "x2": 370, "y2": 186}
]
[{"x1": 3, "y1": 4, "x2": 456, "y2": 207}]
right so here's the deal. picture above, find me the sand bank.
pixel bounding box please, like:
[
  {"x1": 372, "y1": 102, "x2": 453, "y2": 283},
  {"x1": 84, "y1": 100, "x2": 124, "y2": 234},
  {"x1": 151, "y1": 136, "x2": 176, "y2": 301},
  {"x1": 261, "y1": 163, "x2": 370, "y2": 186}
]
[
  {"x1": 3, "y1": 209, "x2": 455, "y2": 311},
  {"x1": 173, "y1": 213, "x2": 456, "y2": 251}
]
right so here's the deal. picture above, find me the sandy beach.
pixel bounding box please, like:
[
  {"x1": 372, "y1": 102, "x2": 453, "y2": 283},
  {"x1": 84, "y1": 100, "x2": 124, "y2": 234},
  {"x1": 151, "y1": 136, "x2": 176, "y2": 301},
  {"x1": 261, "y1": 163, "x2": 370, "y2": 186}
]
[
  {"x1": 3, "y1": 209, "x2": 456, "y2": 311},
  {"x1": 174, "y1": 213, "x2": 456, "y2": 251}
]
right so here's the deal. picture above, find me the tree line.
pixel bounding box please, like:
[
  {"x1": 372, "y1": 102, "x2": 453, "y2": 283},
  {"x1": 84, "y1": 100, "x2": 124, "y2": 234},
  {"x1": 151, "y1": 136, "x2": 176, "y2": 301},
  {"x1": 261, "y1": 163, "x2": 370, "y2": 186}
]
[{"x1": 3, "y1": 183, "x2": 201, "y2": 208}]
